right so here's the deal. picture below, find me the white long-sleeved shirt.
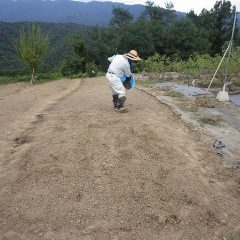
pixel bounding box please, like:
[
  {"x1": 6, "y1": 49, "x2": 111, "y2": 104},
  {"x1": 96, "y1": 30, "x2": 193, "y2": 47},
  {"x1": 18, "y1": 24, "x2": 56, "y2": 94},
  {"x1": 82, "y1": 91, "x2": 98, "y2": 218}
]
[{"x1": 107, "y1": 55, "x2": 131, "y2": 78}]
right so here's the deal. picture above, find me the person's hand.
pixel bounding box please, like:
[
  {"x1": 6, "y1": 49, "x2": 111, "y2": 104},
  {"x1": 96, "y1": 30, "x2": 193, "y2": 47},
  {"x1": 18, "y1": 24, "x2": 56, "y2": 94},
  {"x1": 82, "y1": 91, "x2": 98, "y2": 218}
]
[{"x1": 123, "y1": 76, "x2": 131, "y2": 89}]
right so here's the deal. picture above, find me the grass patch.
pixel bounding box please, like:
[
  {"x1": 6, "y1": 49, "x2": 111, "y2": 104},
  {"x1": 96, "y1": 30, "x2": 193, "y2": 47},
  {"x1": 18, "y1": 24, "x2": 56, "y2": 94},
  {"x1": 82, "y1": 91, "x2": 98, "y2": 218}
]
[
  {"x1": 227, "y1": 234, "x2": 237, "y2": 240},
  {"x1": 0, "y1": 76, "x2": 25, "y2": 84},
  {"x1": 4, "y1": 152, "x2": 12, "y2": 163},
  {"x1": 139, "y1": 78, "x2": 158, "y2": 86},
  {"x1": 160, "y1": 86, "x2": 171, "y2": 92},
  {"x1": 236, "y1": 177, "x2": 240, "y2": 185},
  {"x1": 198, "y1": 114, "x2": 224, "y2": 126},
  {"x1": 197, "y1": 78, "x2": 224, "y2": 88},
  {"x1": 0, "y1": 72, "x2": 63, "y2": 85},
  {"x1": 178, "y1": 102, "x2": 198, "y2": 112},
  {"x1": 152, "y1": 168, "x2": 169, "y2": 186},
  {"x1": 3, "y1": 151, "x2": 13, "y2": 165},
  {"x1": 164, "y1": 89, "x2": 184, "y2": 98},
  {"x1": 183, "y1": 194, "x2": 193, "y2": 205},
  {"x1": 195, "y1": 96, "x2": 219, "y2": 108},
  {"x1": 0, "y1": 76, "x2": 11, "y2": 84},
  {"x1": 34, "y1": 72, "x2": 63, "y2": 83},
  {"x1": 78, "y1": 136, "x2": 91, "y2": 145}
]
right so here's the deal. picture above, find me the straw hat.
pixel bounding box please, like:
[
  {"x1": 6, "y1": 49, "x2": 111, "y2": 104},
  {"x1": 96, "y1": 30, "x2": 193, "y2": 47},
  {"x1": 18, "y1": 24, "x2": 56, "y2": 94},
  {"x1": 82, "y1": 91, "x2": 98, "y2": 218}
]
[{"x1": 124, "y1": 50, "x2": 141, "y2": 61}]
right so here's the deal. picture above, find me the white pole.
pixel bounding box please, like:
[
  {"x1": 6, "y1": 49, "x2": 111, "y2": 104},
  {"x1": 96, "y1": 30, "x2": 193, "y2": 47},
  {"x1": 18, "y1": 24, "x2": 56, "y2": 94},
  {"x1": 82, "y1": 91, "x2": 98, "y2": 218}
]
[
  {"x1": 224, "y1": 11, "x2": 237, "y2": 84},
  {"x1": 205, "y1": 44, "x2": 231, "y2": 94}
]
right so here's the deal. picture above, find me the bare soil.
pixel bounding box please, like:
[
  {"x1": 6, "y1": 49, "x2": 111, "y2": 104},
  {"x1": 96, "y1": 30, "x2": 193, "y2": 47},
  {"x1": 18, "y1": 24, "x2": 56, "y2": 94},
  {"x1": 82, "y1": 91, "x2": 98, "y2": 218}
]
[
  {"x1": 138, "y1": 82, "x2": 240, "y2": 167},
  {"x1": 0, "y1": 77, "x2": 240, "y2": 240}
]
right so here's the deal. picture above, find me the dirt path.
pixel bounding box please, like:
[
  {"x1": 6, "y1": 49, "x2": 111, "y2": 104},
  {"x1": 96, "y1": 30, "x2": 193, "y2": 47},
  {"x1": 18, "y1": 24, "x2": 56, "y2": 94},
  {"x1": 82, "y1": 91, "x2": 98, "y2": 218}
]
[
  {"x1": 0, "y1": 77, "x2": 240, "y2": 240},
  {"x1": 0, "y1": 79, "x2": 81, "y2": 161}
]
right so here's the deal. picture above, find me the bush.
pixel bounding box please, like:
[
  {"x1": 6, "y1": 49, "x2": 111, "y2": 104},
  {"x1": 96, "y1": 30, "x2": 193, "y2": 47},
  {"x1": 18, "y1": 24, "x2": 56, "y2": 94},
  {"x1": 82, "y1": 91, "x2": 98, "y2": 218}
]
[
  {"x1": 195, "y1": 96, "x2": 219, "y2": 108},
  {"x1": 85, "y1": 62, "x2": 98, "y2": 77},
  {"x1": 0, "y1": 76, "x2": 14, "y2": 84},
  {"x1": 198, "y1": 115, "x2": 224, "y2": 126},
  {"x1": 36, "y1": 72, "x2": 63, "y2": 82},
  {"x1": 140, "y1": 49, "x2": 240, "y2": 88},
  {"x1": 0, "y1": 72, "x2": 63, "y2": 84},
  {"x1": 61, "y1": 55, "x2": 85, "y2": 77}
]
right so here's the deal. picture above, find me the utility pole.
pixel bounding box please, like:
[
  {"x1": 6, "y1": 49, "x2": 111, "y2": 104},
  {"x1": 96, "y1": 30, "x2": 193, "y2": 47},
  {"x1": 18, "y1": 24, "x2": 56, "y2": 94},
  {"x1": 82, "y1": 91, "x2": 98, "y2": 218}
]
[
  {"x1": 206, "y1": 10, "x2": 239, "y2": 96},
  {"x1": 224, "y1": 10, "x2": 237, "y2": 84}
]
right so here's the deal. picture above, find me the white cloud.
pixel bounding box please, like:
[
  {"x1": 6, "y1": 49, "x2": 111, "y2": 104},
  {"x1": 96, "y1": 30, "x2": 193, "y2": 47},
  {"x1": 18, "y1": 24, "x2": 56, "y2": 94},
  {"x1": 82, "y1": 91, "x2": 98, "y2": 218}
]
[
  {"x1": 78, "y1": 0, "x2": 240, "y2": 13},
  {"x1": 170, "y1": 0, "x2": 240, "y2": 13}
]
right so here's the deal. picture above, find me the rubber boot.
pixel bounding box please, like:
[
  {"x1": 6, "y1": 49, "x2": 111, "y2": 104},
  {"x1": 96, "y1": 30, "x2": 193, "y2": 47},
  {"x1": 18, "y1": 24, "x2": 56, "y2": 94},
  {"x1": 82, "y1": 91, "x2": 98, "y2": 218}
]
[
  {"x1": 112, "y1": 94, "x2": 118, "y2": 109},
  {"x1": 116, "y1": 96, "x2": 127, "y2": 112}
]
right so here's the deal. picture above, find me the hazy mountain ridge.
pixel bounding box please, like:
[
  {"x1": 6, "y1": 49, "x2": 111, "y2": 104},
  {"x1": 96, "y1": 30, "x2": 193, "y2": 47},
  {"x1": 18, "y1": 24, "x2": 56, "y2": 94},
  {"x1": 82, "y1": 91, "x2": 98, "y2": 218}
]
[{"x1": 0, "y1": 0, "x2": 186, "y2": 25}]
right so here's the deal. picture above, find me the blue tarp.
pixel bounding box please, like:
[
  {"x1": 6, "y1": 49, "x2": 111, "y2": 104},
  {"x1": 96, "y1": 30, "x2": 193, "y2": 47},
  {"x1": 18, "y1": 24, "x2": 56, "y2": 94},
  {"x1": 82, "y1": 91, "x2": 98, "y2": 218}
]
[{"x1": 230, "y1": 94, "x2": 240, "y2": 107}]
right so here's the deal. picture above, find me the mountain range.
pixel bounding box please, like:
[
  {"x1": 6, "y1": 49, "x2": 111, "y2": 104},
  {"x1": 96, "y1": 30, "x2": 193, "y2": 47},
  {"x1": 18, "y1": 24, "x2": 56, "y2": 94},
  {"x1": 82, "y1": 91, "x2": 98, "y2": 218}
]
[{"x1": 0, "y1": 0, "x2": 186, "y2": 26}]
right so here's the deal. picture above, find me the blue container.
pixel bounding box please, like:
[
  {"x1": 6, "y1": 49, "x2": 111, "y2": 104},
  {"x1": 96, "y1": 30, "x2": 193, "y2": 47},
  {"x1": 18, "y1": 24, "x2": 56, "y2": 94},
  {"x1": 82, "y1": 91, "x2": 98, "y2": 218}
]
[{"x1": 120, "y1": 74, "x2": 135, "y2": 90}]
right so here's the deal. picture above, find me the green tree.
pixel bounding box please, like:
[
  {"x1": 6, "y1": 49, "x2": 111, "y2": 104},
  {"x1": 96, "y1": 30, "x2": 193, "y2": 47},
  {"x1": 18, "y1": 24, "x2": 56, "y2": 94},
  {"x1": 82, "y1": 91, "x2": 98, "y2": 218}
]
[
  {"x1": 16, "y1": 23, "x2": 49, "y2": 84},
  {"x1": 164, "y1": 18, "x2": 211, "y2": 59},
  {"x1": 61, "y1": 35, "x2": 89, "y2": 76},
  {"x1": 108, "y1": 7, "x2": 134, "y2": 55},
  {"x1": 88, "y1": 27, "x2": 113, "y2": 70},
  {"x1": 210, "y1": 0, "x2": 236, "y2": 54},
  {"x1": 110, "y1": 6, "x2": 134, "y2": 30},
  {"x1": 141, "y1": 1, "x2": 175, "y2": 23},
  {"x1": 119, "y1": 19, "x2": 154, "y2": 58},
  {"x1": 61, "y1": 55, "x2": 84, "y2": 76},
  {"x1": 137, "y1": 1, "x2": 176, "y2": 58},
  {"x1": 187, "y1": 1, "x2": 236, "y2": 55}
]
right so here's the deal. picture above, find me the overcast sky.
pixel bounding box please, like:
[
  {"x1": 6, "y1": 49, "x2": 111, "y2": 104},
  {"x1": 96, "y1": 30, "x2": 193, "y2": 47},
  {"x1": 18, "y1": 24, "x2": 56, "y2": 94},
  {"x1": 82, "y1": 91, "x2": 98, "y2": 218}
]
[{"x1": 80, "y1": 0, "x2": 240, "y2": 13}]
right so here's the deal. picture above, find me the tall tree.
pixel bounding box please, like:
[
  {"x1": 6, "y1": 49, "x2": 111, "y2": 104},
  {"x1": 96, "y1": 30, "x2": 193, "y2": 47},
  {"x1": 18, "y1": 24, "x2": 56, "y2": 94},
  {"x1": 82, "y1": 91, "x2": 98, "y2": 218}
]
[
  {"x1": 108, "y1": 7, "x2": 134, "y2": 54},
  {"x1": 187, "y1": 0, "x2": 236, "y2": 55},
  {"x1": 164, "y1": 18, "x2": 211, "y2": 59},
  {"x1": 16, "y1": 23, "x2": 49, "y2": 84},
  {"x1": 141, "y1": 1, "x2": 175, "y2": 23},
  {"x1": 61, "y1": 35, "x2": 89, "y2": 76},
  {"x1": 110, "y1": 6, "x2": 134, "y2": 30},
  {"x1": 119, "y1": 19, "x2": 155, "y2": 58},
  {"x1": 88, "y1": 27, "x2": 112, "y2": 70},
  {"x1": 210, "y1": 0, "x2": 236, "y2": 54}
]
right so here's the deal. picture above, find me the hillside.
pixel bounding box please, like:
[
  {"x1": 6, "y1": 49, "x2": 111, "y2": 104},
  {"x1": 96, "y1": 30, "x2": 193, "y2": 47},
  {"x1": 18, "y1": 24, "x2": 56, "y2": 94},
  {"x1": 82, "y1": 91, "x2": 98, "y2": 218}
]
[
  {"x1": 0, "y1": 0, "x2": 144, "y2": 25},
  {"x1": 0, "y1": 22, "x2": 91, "y2": 75},
  {"x1": 0, "y1": 1, "x2": 238, "y2": 76},
  {"x1": 0, "y1": 0, "x2": 185, "y2": 25}
]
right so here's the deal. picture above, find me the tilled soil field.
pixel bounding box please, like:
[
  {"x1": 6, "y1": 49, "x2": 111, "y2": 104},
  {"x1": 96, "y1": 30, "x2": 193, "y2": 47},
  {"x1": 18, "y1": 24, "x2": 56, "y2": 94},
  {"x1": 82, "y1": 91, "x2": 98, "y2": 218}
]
[{"x1": 0, "y1": 77, "x2": 240, "y2": 240}]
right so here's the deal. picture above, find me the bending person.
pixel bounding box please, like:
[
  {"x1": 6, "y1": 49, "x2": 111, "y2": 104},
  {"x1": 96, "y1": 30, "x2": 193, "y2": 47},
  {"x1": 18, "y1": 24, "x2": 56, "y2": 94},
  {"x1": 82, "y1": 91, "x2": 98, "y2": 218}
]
[{"x1": 106, "y1": 50, "x2": 141, "y2": 112}]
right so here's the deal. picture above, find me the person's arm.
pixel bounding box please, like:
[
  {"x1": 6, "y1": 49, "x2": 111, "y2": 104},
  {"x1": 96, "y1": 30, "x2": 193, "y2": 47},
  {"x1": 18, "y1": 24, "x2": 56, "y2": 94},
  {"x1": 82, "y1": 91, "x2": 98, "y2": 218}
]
[
  {"x1": 123, "y1": 62, "x2": 131, "y2": 78},
  {"x1": 108, "y1": 55, "x2": 116, "y2": 62},
  {"x1": 123, "y1": 75, "x2": 131, "y2": 89},
  {"x1": 122, "y1": 62, "x2": 132, "y2": 89}
]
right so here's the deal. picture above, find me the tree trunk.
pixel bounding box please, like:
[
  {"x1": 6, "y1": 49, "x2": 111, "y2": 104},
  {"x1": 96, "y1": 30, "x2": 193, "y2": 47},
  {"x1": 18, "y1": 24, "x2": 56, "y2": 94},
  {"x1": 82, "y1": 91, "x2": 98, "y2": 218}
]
[{"x1": 31, "y1": 68, "x2": 35, "y2": 85}]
